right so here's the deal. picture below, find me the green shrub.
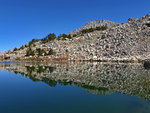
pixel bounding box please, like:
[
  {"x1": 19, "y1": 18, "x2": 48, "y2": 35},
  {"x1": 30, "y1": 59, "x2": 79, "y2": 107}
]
[
  {"x1": 80, "y1": 26, "x2": 107, "y2": 34},
  {"x1": 57, "y1": 34, "x2": 72, "y2": 40},
  {"x1": 36, "y1": 48, "x2": 46, "y2": 56},
  {"x1": 14, "y1": 48, "x2": 18, "y2": 51},
  {"x1": 28, "y1": 39, "x2": 38, "y2": 47},
  {"x1": 26, "y1": 48, "x2": 35, "y2": 56},
  {"x1": 41, "y1": 38, "x2": 49, "y2": 43},
  {"x1": 25, "y1": 45, "x2": 29, "y2": 47},
  {"x1": 73, "y1": 34, "x2": 77, "y2": 37},
  {"x1": 47, "y1": 33, "x2": 56, "y2": 41},
  {"x1": 47, "y1": 49, "x2": 55, "y2": 55}
]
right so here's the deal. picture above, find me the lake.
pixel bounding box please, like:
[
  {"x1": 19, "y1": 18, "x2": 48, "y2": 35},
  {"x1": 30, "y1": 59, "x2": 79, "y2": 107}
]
[{"x1": 0, "y1": 62, "x2": 150, "y2": 113}]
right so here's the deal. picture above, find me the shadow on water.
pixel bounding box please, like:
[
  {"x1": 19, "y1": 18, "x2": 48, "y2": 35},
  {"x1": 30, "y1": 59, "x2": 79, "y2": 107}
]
[{"x1": 0, "y1": 62, "x2": 150, "y2": 100}]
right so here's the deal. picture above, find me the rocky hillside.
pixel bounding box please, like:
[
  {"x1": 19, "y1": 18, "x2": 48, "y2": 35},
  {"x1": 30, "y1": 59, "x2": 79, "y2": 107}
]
[{"x1": 1, "y1": 14, "x2": 150, "y2": 62}]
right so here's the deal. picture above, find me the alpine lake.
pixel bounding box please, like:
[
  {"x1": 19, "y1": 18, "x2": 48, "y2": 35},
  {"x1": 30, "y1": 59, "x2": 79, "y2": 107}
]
[{"x1": 0, "y1": 62, "x2": 150, "y2": 113}]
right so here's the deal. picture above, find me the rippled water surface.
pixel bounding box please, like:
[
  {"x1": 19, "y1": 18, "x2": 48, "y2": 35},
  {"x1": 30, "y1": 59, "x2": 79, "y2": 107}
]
[{"x1": 0, "y1": 62, "x2": 150, "y2": 113}]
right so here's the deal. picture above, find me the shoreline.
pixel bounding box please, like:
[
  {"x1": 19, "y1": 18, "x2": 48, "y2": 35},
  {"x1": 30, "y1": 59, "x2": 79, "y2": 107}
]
[
  {"x1": 0, "y1": 58, "x2": 149, "y2": 64},
  {"x1": 0, "y1": 55, "x2": 149, "y2": 65}
]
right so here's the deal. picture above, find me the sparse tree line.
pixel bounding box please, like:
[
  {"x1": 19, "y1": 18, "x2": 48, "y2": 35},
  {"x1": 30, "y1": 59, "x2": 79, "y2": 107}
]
[
  {"x1": 73, "y1": 26, "x2": 107, "y2": 37},
  {"x1": 25, "y1": 48, "x2": 55, "y2": 57},
  {"x1": 24, "y1": 26, "x2": 107, "y2": 48},
  {"x1": 36, "y1": 33, "x2": 72, "y2": 44},
  {"x1": 80, "y1": 26, "x2": 107, "y2": 34}
]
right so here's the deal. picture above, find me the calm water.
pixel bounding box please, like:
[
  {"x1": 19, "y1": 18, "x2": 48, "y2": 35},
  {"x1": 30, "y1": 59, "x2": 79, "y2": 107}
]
[{"x1": 0, "y1": 62, "x2": 150, "y2": 113}]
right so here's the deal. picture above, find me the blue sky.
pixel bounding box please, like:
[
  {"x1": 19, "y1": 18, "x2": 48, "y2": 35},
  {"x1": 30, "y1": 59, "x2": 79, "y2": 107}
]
[{"x1": 0, "y1": 0, "x2": 150, "y2": 52}]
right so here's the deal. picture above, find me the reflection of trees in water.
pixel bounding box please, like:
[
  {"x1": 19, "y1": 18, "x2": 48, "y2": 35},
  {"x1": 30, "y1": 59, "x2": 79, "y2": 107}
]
[
  {"x1": 26, "y1": 66, "x2": 56, "y2": 74},
  {"x1": 38, "y1": 77, "x2": 111, "y2": 95},
  {"x1": 0, "y1": 62, "x2": 150, "y2": 100},
  {"x1": 26, "y1": 66, "x2": 35, "y2": 74},
  {"x1": 75, "y1": 83, "x2": 113, "y2": 95}
]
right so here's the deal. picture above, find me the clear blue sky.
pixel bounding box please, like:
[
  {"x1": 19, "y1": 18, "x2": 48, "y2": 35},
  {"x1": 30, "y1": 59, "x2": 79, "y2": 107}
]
[{"x1": 0, "y1": 0, "x2": 150, "y2": 52}]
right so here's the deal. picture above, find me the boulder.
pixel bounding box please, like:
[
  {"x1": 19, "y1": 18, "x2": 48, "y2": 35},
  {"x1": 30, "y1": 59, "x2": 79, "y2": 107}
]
[{"x1": 144, "y1": 61, "x2": 150, "y2": 69}]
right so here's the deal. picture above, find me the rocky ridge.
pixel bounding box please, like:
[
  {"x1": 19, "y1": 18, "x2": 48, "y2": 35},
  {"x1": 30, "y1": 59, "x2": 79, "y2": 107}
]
[
  {"x1": 68, "y1": 20, "x2": 119, "y2": 35},
  {"x1": 1, "y1": 14, "x2": 150, "y2": 62}
]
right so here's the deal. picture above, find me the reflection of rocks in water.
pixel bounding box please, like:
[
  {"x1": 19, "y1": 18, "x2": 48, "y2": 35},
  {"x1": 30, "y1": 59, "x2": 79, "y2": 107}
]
[{"x1": 0, "y1": 62, "x2": 150, "y2": 100}]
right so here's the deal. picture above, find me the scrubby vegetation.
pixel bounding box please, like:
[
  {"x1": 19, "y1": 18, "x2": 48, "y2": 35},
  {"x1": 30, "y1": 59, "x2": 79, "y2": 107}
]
[
  {"x1": 57, "y1": 34, "x2": 72, "y2": 40},
  {"x1": 41, "y1": 33, "x2": 57, "y2": 43},
  {"x1": 28, "y1": 39, "x2": 39, "y2": 47},
  {"x1": 47, "y1": 49, "x2": 55, "y2": 55},
  {"x1": 25, "y1": 47, "x2": 55, "y2": 57},
  {"x1": 36, "y1": 48, "x2": 55, "y2": 56},
  {"x1": 73, "y1": 34, "x2": 77, "y2": 37},
  {"x1": 26, "y1": 48, "x2": 35, "y2": 56},
  {"x1": 13, "y1": 48, "x2": 18, "y2": 51},
  {"x1": 80, "y1": 26, "x2": 107, "y2": 34},
  {"x1": 24, "y1": 26, "x2": 107, "y2": 47},
  {"x1": 146, "y1": 23, "x2": 150, "y2": 27},
  {"x1": 36, "y1": 48, "x2": 47, "y2": 56}
]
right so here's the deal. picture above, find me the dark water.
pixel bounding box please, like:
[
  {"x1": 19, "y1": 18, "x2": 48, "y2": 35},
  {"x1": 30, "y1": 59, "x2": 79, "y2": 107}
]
[{"x1": 0, "y1": 62, "x2": 150, "y2": 113}]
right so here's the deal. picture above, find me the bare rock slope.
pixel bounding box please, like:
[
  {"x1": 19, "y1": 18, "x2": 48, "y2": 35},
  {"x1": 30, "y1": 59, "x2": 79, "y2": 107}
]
[{"x1": 2, "y1": 14, "x2": 150, "y2": 62}]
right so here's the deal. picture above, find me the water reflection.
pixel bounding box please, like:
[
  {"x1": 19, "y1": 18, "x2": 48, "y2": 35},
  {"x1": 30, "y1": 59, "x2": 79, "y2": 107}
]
[{"x1": 0, "y1": 62, "x2": 150, "y2": 100}]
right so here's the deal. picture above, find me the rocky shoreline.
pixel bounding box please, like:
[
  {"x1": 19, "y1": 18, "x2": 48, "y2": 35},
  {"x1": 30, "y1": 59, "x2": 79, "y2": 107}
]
[{"x1": 0, "y1": 55, "x2": 149, "y2": 63}]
